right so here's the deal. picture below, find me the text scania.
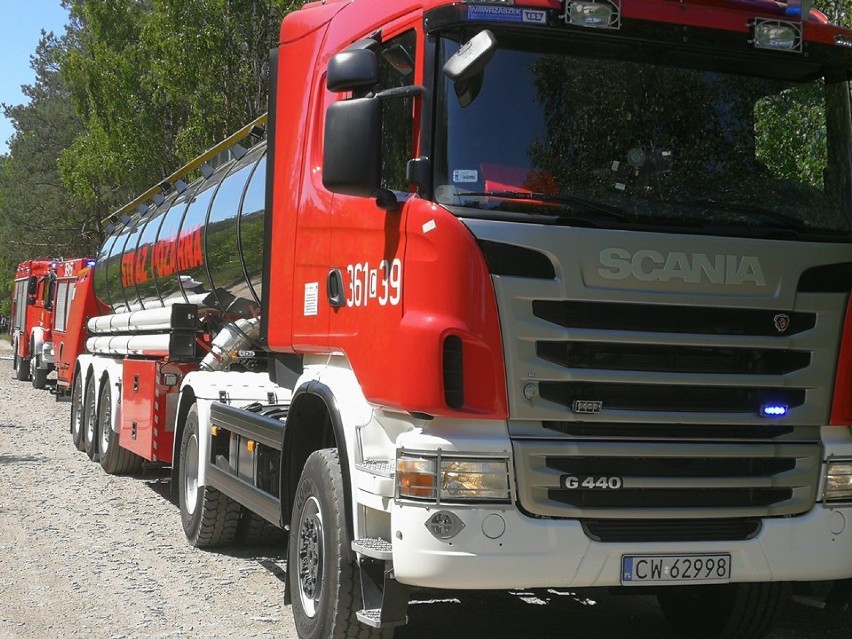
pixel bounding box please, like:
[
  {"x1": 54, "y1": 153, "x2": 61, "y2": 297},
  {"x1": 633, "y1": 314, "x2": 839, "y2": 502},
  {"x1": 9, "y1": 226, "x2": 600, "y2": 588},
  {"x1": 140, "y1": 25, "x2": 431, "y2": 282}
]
[{"x1": 597, "y1": 248, "x2": 767, "y2": 286}]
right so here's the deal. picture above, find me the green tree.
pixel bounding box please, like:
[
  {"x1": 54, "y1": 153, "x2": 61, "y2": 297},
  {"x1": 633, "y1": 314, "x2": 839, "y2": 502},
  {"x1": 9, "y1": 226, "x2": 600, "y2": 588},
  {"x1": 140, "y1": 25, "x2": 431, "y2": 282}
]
[
  {"x1": 59, "y1": 0, "x2": 295, "y2": 217},
  {"x1": 0, "y1": 30, "x2": 95, "y2": 260}
]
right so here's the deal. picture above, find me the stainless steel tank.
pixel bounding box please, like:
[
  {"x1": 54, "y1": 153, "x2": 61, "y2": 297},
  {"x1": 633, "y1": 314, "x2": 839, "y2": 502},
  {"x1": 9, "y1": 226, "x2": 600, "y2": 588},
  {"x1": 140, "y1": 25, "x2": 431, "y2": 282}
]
[{"x1": 94, "y1": 142, "x2": 267, "y2": 322}]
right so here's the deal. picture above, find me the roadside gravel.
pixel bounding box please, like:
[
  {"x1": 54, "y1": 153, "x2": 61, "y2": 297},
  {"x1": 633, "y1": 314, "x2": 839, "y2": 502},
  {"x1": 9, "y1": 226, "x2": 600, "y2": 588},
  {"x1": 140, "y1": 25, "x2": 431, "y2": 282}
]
[
  {"x1": 0, "y1": 336, "x2": 847, "y2": 639},
  {"x1": 0, "y1": 339, "x2": 295, "y2": 639}
]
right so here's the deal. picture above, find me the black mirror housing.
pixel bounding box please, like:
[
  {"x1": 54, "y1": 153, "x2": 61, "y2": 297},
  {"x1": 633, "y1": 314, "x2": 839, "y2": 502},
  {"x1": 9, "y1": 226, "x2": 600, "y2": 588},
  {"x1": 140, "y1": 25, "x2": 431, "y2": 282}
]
[
  {"x1": 323, "y1": 98, "x2": 381, "y2": 197},
  {"x1": 327, "y1": 49, "x2": 379, "y2": 92}
]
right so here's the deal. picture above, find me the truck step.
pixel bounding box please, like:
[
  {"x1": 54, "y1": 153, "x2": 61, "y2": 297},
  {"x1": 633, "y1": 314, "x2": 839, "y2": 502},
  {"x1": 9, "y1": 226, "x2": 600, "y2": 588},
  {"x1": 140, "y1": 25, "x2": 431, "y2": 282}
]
[
  {"x1": 356, "y1": 608, "x2": 408, "y2": 629},
  {"x1": 352, "y1": 537, "x2": 393, "y2": 560},
  {"x1": 356, "y1": 458, "x2": 395, "y2": 477}
]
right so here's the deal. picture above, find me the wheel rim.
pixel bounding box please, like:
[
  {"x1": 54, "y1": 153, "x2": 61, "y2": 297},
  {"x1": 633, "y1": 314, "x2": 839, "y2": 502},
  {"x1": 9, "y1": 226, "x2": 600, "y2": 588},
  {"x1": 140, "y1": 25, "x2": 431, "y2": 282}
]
[
  {"x1": 183, "y1": 432, "x2": 199, "y2": 516},
  {"x1": 85, "y1": 384, "x2": 96, "y2": 445},
  {"x1": 30, "y1": 356, "x2": 36, "y2": 380},
  {"x1": 99, "y1": 395, "x2": 111, "y2": 454},
  {"x1": 71, "y1": 378, "x2": 83, "y2": 438},
  {"x1": 296, "y1": 496, "x2": 324, "y2": 618}
]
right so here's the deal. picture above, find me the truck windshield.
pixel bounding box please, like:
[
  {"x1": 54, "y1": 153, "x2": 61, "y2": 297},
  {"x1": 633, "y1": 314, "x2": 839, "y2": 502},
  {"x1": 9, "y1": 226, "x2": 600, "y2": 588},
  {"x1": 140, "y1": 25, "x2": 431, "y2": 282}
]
[{"x1": 434, "y1": 38, "x2": 852, "y2": 239}]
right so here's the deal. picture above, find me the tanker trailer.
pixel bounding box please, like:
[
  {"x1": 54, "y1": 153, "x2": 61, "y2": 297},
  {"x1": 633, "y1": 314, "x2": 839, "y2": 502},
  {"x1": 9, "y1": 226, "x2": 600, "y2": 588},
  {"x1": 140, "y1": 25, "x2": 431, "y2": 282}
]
[{"x1": 72, "y1": 119, "x2": 276, "y2": 483}]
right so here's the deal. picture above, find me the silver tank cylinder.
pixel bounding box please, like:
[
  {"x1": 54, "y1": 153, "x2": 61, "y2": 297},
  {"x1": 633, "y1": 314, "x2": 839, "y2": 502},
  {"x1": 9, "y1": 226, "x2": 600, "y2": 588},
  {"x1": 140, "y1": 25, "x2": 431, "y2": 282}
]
[{"x1": 93, "y1": 142, "x2": 267, "y2": 321}]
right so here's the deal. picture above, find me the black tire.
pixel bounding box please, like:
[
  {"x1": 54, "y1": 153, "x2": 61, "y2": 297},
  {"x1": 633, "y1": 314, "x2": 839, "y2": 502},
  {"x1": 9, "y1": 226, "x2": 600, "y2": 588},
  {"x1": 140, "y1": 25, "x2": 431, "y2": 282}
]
[
  {"x1": 178, "y1": 404, "x2": 241, "y2": 548},
  {"x1": 83, "y1": 377, "x2": 99, "y2": 461},
  {"x1": 289, "y1": 448, "x2": 392, "y2": 639},
  {"x1": 237, "y1": 509, "x2": 286, "y2": 546},
  {"x1": 657, "y1": 582, "x2": 790, "y2": 639},
  {"x1": 15, "y1": 352, "x2": 30, "y2": 382},
  {"x1": 31, "y1": 354, "x2": 48, "y2": 390},
  {"x1": 70, "y1": 372, "x2": 86, "y2": 451},
  {"x1": 97, "y1": 381, "x2": 143, "y2": 475}
]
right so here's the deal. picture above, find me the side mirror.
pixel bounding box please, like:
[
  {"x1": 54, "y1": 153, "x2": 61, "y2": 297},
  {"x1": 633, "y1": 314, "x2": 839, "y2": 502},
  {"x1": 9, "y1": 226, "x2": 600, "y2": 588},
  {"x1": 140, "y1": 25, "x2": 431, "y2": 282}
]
[
  {"x1": 443, "y1": 30, "x2": 498, "y2": 108},
  {"x1": 323, "y1": 98, "x2": 381, "y2": 197},
  {"x1": 26, "y1": 276, "x2": 38, "y2": 305},
  {"x1": 327, "y1": 49, "x2": 379, "y2": 93}
]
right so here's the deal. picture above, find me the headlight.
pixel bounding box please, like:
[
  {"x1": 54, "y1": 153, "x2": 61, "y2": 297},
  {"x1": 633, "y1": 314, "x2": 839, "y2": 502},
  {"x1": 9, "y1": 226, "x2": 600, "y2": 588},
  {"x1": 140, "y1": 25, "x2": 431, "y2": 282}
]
[
  {"x1": 824, "y1": 461, "x2": 852, "y2": 502},
  {"x1": 397, "y1": 453, "x2": 511, "y2": 503}
]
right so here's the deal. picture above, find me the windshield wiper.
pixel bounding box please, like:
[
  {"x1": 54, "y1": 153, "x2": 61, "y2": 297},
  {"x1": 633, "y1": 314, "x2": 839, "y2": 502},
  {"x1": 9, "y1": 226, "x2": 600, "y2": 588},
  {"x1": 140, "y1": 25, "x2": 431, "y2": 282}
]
[
  {"x1": 460, "y1": 190, "x2": 628, "y2": 220},
  {"x1": 672, "y1": 198, "x2": 810, "y2": 232}
]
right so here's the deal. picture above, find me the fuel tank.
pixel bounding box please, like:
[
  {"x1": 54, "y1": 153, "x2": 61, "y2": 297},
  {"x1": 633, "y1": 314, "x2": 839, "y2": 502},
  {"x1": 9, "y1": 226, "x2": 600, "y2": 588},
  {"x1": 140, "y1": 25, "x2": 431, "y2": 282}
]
[{"x1": 93, "y1": 141, "x2": 267, "y2": 321}]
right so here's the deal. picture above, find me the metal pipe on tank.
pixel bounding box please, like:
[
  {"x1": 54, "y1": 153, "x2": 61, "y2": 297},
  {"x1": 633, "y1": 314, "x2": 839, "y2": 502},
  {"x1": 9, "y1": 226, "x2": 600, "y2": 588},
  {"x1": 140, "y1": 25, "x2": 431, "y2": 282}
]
[
  {"x1": 86, "y1": 334, "x2": 175, "y2": 357},
  {"x1": 200, "y1": 318, "x2": 260, "y2": 372}
]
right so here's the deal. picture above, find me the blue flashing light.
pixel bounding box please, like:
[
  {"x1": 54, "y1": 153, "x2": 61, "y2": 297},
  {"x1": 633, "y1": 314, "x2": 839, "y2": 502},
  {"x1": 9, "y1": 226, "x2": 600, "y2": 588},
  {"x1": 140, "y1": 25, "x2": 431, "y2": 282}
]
[
  {"x1": 760, "y1": 404, "x2": 789, "y2": 417},
  {"x1": 85, "y1": 259, "x2": 97, "y2": 268}
]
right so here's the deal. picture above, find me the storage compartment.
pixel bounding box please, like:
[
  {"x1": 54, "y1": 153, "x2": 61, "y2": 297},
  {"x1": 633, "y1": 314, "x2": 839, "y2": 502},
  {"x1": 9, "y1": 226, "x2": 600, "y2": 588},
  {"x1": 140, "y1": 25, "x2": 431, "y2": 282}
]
[{"x1": 120, "y1": 359, "x2": 193, "y2": 463}]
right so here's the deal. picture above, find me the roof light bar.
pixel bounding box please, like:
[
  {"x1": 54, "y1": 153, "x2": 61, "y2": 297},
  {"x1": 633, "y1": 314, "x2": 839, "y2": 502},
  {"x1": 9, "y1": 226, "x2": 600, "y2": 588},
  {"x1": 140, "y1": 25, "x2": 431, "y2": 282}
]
[
  {"x1": 753, "y1": 18, "x2": 802, "y2": 52},
  {"x1": 563, "y1": 0, "x2": 620, "y2": 30}
]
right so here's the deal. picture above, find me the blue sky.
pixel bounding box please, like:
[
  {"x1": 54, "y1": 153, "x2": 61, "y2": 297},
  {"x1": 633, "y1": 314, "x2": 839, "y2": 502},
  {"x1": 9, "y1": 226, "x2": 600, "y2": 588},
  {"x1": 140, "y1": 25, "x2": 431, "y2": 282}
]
[{"x1": 0, "y1": 1, "x2": 69, "y2": 152}]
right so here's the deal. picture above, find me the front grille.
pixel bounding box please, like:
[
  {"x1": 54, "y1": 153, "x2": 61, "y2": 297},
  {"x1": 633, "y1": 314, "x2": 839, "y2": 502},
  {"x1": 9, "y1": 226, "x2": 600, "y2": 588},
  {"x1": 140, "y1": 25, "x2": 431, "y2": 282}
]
[
  {"x1": 542, "y1": 422, "x2": 795, "y2": 439},
  {"x1": 533, "y1": 300, "x2": 816, "y2": 337},
  {"x1": 474, "y1": 224, "x2": 847, "y2": 523},
  {"x1": 537, "y1": 342, "x2": 810, "y2": 375},
  {"x1": 582, "y1": 519, "x2": 762, "y2": 543},
  {"x1": 539, "y1": 382, "x2": 805, "y2": 414},
  {"x1": 545, "y1": 456, "x2": 796, "y2": 477},
  {"x1": 513, "y1": 440, "x2": 820, "y2": 519},
  {"x1": 550, "y1": 487, "x2": 793, "y2": 509}
]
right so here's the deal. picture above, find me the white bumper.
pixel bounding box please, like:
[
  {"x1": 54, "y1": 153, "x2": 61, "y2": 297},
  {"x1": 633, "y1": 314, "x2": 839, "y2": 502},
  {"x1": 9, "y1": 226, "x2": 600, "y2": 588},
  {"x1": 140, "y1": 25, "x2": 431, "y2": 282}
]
[{"x1": 390, "y1": 501, "x2": 852, "y2": 589}]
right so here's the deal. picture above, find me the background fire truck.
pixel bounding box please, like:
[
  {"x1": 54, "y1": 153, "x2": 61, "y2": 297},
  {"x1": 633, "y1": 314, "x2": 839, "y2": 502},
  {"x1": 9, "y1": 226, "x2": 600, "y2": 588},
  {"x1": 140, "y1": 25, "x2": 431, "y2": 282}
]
[{"x1": 11, "y1": 258, "x2": 58, "y2": 388}]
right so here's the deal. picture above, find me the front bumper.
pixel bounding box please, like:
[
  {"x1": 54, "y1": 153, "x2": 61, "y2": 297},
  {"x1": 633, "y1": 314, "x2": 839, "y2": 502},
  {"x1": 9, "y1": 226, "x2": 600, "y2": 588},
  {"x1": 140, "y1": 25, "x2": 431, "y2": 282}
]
[{"x1": 390, "y1": 500, "x2": 852, "y2": 589}]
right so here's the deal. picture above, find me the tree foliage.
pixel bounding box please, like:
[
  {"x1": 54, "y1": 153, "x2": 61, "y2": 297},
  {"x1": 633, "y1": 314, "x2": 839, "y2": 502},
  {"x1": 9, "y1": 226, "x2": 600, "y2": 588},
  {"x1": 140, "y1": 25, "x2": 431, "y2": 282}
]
[
  {"x1": 58, "y1": 0, "x2": 295, "y2": 212},
  {"x1": 0, "y1": 0, "x2": 294, "y2": 314}
]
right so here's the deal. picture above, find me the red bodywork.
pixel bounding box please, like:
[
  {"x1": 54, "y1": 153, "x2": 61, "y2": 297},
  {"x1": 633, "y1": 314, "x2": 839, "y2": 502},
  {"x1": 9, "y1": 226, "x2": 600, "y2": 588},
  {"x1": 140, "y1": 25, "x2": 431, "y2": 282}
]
[
  {"x1": 52, "y1": 258, "x2": 104, "y2": 394},
  {"x1": 264, "y1": 0, "x2": 509, "y2": 419},
  {"x1": 11, "y1": 259, "x2": 57, "y2": 364}
]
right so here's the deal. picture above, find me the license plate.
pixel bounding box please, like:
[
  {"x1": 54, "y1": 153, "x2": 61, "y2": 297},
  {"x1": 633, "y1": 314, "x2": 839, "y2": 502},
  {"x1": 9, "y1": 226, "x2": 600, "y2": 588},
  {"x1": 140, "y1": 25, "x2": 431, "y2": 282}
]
[{"x1": 621, "y1": 553, "x2": 731, "y2": 585}]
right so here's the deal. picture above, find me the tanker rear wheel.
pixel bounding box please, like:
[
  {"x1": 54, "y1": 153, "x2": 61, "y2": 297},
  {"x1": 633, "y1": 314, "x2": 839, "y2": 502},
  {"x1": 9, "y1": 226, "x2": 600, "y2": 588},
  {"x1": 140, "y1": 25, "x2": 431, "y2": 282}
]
[
  {"x1": 83, "y1": 377, "x2": 99, "y2": 461},
  {"x1": 70, "y1": 372, "x2": 86, "y2": 451},
  {"x1": 97, "y1": 382, "x2": 142, "y2": 475},
  {"x1": 179, "y1": 404, "x2": 240, "y2": 547}
]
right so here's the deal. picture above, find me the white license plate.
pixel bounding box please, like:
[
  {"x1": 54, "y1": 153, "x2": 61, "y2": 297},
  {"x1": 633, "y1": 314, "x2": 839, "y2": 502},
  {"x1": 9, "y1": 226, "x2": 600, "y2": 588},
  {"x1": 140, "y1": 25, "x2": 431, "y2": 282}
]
[{"x1": 621, "y1": 553, "x2": 732, "y2": 585}]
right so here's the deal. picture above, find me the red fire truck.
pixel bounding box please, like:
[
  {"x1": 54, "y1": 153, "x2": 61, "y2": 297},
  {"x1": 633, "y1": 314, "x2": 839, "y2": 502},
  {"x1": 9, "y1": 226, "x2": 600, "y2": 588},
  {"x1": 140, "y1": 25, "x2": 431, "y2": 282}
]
[
  {"x1": 11, "y1": 258, "x2": 58, "y2": 388},
  {"x1": 11, "y1": 257, "x2": 96, "y2": 390},
  {"x1": 64, "y1": 1, "x2": 852, "y2": 637},
  {"x1": 49, "y1": 257, "x2": 100, "y2": 400}
]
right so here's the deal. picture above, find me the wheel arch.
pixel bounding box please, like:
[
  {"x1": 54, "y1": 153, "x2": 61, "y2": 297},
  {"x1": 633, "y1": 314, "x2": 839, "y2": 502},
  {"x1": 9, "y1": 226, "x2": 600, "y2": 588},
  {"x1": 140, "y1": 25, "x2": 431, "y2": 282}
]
[
  {"x1": 29, "y1": 327, "x2": 45, "y2": 357},
  {"x1": 171, "y1": 386, "x2": 198, "y2": 490},
  {"x1": 281, "y1": 381, "x2": 353, "y2": 537}
]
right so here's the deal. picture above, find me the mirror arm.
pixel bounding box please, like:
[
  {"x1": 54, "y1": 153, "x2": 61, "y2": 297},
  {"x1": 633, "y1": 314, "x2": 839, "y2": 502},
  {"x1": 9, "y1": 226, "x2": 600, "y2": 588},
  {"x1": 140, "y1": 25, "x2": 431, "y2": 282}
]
[
  {"x1": 374, "y1": 85, "x2": 425, "y2": 100},
  {"x1": 375, "y1": 188, "x2": 401, "y2": 213}
]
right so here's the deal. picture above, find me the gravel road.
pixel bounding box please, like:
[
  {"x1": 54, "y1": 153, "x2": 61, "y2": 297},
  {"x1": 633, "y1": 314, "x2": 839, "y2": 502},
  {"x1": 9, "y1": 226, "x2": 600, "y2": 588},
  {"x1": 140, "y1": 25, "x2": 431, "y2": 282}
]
[{"x1": 0, "y1": 337, "x2": 848, "y2": 639}]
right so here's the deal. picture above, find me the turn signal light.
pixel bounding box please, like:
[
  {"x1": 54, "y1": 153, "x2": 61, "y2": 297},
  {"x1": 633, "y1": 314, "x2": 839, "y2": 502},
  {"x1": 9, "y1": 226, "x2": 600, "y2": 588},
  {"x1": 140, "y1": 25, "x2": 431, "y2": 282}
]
[{"x1": 397, "y1": 457, "x2": 437, "y2": 499}]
